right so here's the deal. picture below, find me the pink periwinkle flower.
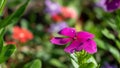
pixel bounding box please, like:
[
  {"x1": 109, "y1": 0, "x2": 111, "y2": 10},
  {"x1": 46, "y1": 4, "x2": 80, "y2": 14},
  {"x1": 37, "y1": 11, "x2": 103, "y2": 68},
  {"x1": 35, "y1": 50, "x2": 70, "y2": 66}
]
[{"x1": 50, "y1": 27, "x2": 97, "y2": 54}]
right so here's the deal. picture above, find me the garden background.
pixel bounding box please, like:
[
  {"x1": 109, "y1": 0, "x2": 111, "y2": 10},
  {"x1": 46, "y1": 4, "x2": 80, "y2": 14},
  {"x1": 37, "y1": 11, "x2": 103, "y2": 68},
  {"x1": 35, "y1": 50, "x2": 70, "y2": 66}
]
[{"x1": 0, "y1": 0, "x2": 120, "y2": 68}]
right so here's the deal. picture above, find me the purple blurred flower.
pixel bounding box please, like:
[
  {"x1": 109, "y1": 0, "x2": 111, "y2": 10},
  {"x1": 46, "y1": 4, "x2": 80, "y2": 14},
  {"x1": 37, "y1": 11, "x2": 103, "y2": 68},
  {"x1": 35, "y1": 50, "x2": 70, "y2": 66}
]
[
  {"x1": 97, "y1": 0, "x2": 120, "y2": 12},
  {"x1": 45, "y1": 0, "x2": 61, "y2": 15},
  {"x1": 50, "y1": 27, "x2": 97, "y2": 54},
  {"x1": 48, "y1": 22, "x2": 68, "y2": 33},
  {"x1": 101, "y1": 62, "x2": 118, "y2": 68}
]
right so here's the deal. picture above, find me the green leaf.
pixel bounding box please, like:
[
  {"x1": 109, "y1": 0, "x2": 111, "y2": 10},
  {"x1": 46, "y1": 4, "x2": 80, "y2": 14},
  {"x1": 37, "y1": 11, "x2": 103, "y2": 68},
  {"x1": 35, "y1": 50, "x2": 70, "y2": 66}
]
[
  {"x1": 49, "y1": 59, "x2": 66, "y2": 68},
  {"x1": 75, "y1": 51, "x2": 98, "y2": 68},
  {"x1": 102, "y1": 28, "x2": 115, "y2": 40},
  {"x1": 24, "y1": 59, "x2": 42, "y2": 68},
  {"x1": 94, "y1": 38, "x2": 107, "y2": 50},
  {"x1": 0, "y1": 0, "x2": 6, "y2": 15},
  {"x1": 76, "y1": 51, "x2": 92, "y2": 64},
  {"x1": 0, "y1": 0, "x2": 30, "y2": 29},
  {"x1": 115, "y1": 40, "x2": 120, "y2": 49},
  {"x1": 0, "y1": 28, "x2": 5, "y2": 53},
  {"x1": 0, "y1": 44, "x2": 16, "y2": 63},
  {"x1": 79, "y1": 62, "x2": 96, "y2": 68},
  {"x1": 107, "y1": 44, "x2": 120, "y2": 63},
  {"x1": 84, "y1": 21, "x2": 102, "y2": 38},
  {"x1": 115, "y1": 16, "x2": 120, "y2": 30}
]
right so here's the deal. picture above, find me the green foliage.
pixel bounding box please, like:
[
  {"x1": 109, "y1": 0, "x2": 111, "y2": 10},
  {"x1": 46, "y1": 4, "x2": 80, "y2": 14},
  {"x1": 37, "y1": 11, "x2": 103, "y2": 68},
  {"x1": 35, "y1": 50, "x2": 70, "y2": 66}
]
[
  {"x1": 24, "y1": 59, "x2": 42, "y2": 68},
  {"x1": 0, "y1": 28, "x2": 5, "y2": 53},
  {"x1": 107, "y1": 44, "x2": 120, "y2": 63},
  {"x1": 95, "y1": 38, "x2": 107, "y2": 50},
  {"x1": 0, "y1": 0, "x2": 30, "y2": 29},
  {"x1": 49, "y1": 59, "x2": 66, "y2": 68},
  {"x1": 102, "y1": 28, "x2": 115, "y2": 40},
  {"x1": 0, "y1": 0, "x2": 120, "y2": 67},
  {"x1": 71, "y1": 51, "x2": 98, "y2": 68},
  {"x1": 0, "y1": 44, "x2": 16, "y2": 63},
  {"x1": 79, "y1": 62, "x2": 96, "y2": 68},
  {"x1": 0, "y1": 0, "x2": 6, "y2": 15},
  {"x1": 95, "y1": 38, "x2": 120, "y2": 63},
  {"x1": 0, "y1": 0, "x2": 30, "y2": 64},
  {"x1": 115, "y1": 40, "x2": 120, "y2": 49}
]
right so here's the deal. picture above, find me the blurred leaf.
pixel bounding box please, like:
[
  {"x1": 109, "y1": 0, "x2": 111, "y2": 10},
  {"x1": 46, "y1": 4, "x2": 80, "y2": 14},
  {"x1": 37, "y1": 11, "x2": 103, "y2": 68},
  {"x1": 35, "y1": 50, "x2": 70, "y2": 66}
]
[
  {"x1": 102, "y1": 28, "x2": 115, "y2": 40},
  {"x1": 55, "y1": 0, "x2": 63, "y2": 5},
  {"x1": 49, "y1": 59, "x2": 66, "y2": 68},
  {"x1": 115, "y1": 40, "x2": 120, "y2": 49},
  {"x1": 95, "y1": 38, "x2": 120, "y2": 63},
  {"x1": 79, "y1": 62, "x2": 96, "y2": 68},
  {"x1": 7, "y1": 0, "x2": 24, "y2": 8},
  {"x1": 21, "y1": 19, "x2": 28, "y2": 28},
  {"x1": 95, "y1": 38, "x2": 120, "y2": 62},
  {"x1": 0, "y1": 28, "x2": 5, "y2": 53},
  {"x1": 107, "y1": 44, "x2": 120, "y2": 63},
  {"x1": 24, "y1": 59, "x2": 42, "y2": 68},
  {"x1": 84, "y1": 21, "x2": 102, "y2": 38},
  {"x1": 52, "y1": 49, "x2": 65, "y2": 55},
  {"x1": 0, "y1": 44, "x2": 16, "y2": 63},
  {"x1": 107, "y1": 20, "x2": 117, "y2": 30},
  {"x1": 94, "y1": 7, "x2": 103, "y2": 19},
  {"x1": 0, "y1": 0, "x2": 30, "y2": 29},
  {"x1": 0, "y1": 0, "x2": 6, "y2": 15},
  {"x1": 115, "y1": 16, "x2": 120, "y2": 30},
  {"x1": 95, "y1": 38, "x2": 107, "y2": 50},
  {"x1": 36, "y1": 24, "x2": 44, "y2": 31},
  {"x1": 67, "y1": 18, "x2": 76, "y2": 26}
]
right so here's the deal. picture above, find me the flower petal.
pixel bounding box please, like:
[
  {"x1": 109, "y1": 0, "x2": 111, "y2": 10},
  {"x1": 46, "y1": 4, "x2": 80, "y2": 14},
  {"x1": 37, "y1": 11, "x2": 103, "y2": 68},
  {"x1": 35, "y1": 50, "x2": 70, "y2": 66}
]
[
  {"x1": 64, "y1": 40, "x2": 83, "y2": 53},
  {"x1": 77, "y1": 31, "x2": 94, "y2": 41},
  {"x1": 83, "y1": 39, "x2": 97, "y2": 54},
  {"x1": 58, "y1": 27, "x2": 76, "y2": 37},
  {"x1": 105, "y1": 0, "x2": 120, "y2": 12},
  {"x1": 50, "y1": 37, "x2": 71, "y2": 45}
]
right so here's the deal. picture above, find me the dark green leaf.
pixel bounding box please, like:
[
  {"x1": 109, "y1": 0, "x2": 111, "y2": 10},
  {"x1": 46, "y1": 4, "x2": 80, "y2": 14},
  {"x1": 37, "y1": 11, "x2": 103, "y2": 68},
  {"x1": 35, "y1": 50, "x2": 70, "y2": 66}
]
[
  {"x1": 0, "y1": 0, "x2": 30, "y2": 29},
  {"x1": 0, "y1": 44, "x2": 16, "y2": 63},
  {"x1": 115, "y1": 16, "x2": 120, "y2": 30},
  {"x1": 0, "y1": 28, "x2": 5, "y2": 53}
]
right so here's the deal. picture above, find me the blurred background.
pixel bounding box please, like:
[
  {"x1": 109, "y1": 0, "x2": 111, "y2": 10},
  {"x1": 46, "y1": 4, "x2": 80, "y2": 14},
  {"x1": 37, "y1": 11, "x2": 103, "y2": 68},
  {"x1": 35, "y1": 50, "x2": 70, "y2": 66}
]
[{"x1": 1, "y1": 0, "x2": 120, "y2": 68}]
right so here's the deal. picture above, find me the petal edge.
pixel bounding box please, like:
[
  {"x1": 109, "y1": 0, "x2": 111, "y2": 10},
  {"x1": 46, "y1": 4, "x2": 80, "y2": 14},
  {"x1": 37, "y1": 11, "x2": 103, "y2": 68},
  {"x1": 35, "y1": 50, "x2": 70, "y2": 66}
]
[{"x1": 50, "y1": 37, "x2": 71, "y2": 45}]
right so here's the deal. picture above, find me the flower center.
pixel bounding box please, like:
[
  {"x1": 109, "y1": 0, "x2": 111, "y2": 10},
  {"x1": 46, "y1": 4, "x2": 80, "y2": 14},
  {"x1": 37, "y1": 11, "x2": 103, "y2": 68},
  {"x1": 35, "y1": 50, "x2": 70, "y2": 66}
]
[
  {"x1": 73, "y1": 37, "x2": 77, "y2": 40},
  {"x1": 19, "y1": 33, "x2": 25, "y2": 38}
]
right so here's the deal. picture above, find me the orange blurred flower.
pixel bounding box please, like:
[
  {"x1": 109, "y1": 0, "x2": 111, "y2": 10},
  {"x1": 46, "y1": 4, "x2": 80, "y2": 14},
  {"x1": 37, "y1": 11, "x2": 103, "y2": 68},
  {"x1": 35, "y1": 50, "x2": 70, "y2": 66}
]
[
  {"x1": 61, "y1": 7, "x2": 78, "y2": 19},
  {"x1": 12, "y1": 26, "x2": 33, "y2": 43}
]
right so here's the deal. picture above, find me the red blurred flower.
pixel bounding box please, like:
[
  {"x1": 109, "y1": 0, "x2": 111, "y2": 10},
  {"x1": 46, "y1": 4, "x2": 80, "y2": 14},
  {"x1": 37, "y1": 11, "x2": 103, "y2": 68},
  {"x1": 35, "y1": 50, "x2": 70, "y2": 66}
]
[
  {"x1": 6, "y1": 41, "x2": 16, "y2": 45},
  {"x1": 61, "y1": 7, "x2": 78, "y2": 19},
  {"x1": 12, "y1": 26, "x2": 33, "y2": 43},
  {"x1": 51, "y1": 14, "x2": 63, "y2": 22}
]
